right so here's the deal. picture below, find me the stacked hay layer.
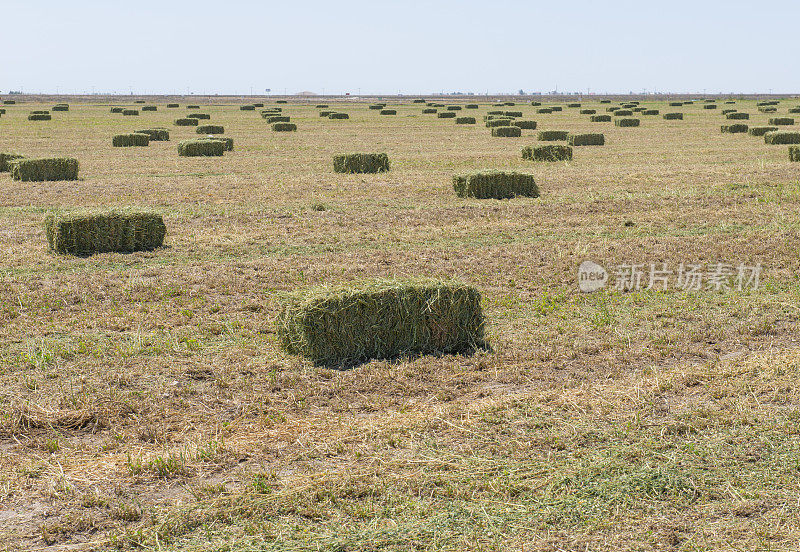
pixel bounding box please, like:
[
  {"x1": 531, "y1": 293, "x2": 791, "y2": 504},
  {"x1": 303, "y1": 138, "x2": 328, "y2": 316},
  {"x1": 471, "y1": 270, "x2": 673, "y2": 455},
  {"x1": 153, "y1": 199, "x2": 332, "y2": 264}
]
[
  {"x1": 328, "y1": 113, "x2": 350, "y2": 119},
  {"x1": 10, "y1": 158, "x2": 79, "y2": 181},
  {"x1": 748, "y1": 126, "x2": 778, "y2": 137},
  {"x1": 276, "y1": 279, "x2": 485, "y2": 366},
  {"x1": 726, "y1": 112, "x2": 749, "y2": 120},
  {"x1": 0, "y1": 153, "x2": 24, "y2": 171},
  {"x1": 196, "y1": 125, "x2": 224, "y2": 134},
  {"x1": 590, "y1": 115, "x2": 612, "y2": 122},
  {"x1": 522, "y1": 145, "x2": 573, "y2": 162},
  {"x1": 45, "y1": 210, "x2": 166, "y2": 255},
  {"x1": 513, "y1": 120, "x2": 537, "y2": 129},
  {"x1": 452, "y1": 170, "x2": 539, "y2": 199},
  {"x1": 136, "y1": 128, "x2": 170, "y2": 141},
  {"x1": 28, "y1": 113, "x2": 51, "y2": 121},
  {"x1": 721, "y1": 124, "x2": 748, "y2": 133},
  {"x1": 198, "y1": 137, "x2": 234, "y2": 151},
  {"x1": 333, "y1": 153, "x2": 390, "y2": 173},
  {"x1": 187, "y1": 113, "x2": 210, "y2": 120}
]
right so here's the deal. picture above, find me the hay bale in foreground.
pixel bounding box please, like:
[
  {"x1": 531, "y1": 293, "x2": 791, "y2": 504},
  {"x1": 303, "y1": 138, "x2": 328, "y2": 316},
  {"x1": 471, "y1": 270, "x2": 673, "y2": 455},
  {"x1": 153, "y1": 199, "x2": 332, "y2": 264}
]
[
  {"x1": 333, "y1": 153, "x2": 390, "y2": 173},
  {"x1": 726, "y1": 112, "x2": 749, "y2": 120},
  {"x1": 789, "y1": 107, "x2": 800, "y2": 114},
  {"x1": 136, "y1": 128, "x2": 170, "y2": 141},
  {"x1": 455, "y1": 116, "x2": 476, "y2": 124},
  {"x1": 569, "y1": 133, "x2": 605, "y2": 146},
  {"x1": 615, "y1": 118, "x2": 640, "y2": 127},
  {"x1": 513, "y1": 120, "x2": 537, "y2": 129},
  {"x1": 196, "y1": 124, "x2": 224, "y2": 134},
  {"x1": 10, "y1": 158, "x2": 79, "y2": 181},
  {"x1": 663, "y1": 112, "x2": 684, "y2": 120},
  {"x1": 328, "y1": 112, "x2": 350, "y2": 119},
  {"x1": 28, "y1": 113, "x2": 51, "y2": 121},
  {"x1": 538, "y1": 130, "x2": 569, "y2": 141},
  {"x1": 175, "y1": 118, "x2": 199, "y2": 126},
  {"x1": 45, "y1": 210, "x2": 166, "y2": 255},
  {"x1": 769, "y1": 117, "x2": 795, "y2": 126},
  {"x1": 765, "y1": 131, "x2": 800, "y2": 145},
  {"x1": 177, "y1": 139, "x2": 225, "y2": 157},
  {"x1": 272, "y1": 122, "x2": 297, "y2": 131},
  {"x1": 721, "y1": 124, "x2": 748, "y2": 133},
  {"x1": 0, "y1": 153, "x2": 24, "y2": 172},
  {"x1": 748, "y1": 126, "x2": 778, "y2": 137},
  {"x1": 521, "y1": 144, "x2": 573, "y2": 162},
  {"x1": 198, "y1": 136, "x2": 234, "y2": 151},
  {"x1": 491, "y1": 126, "x2": 521, "y2": 137},
  {"x1": 590, "y1": 115, "x2": 612, "y2": 122},
  {"x1": 276, "y1": 279, "x2": 485, "y2": 366},
  {"x1": 52, "y1": 104, "x2": 69, "y2": 112},
  {"x1": 453, "y1": 170, "x2": 539, "y2": 199},
  {"x1": 112, "y1": 133, "x2": 150, "y2": 147},
  {"x1": 790, "y1": 146, "x2": 800, "y2": 162}
]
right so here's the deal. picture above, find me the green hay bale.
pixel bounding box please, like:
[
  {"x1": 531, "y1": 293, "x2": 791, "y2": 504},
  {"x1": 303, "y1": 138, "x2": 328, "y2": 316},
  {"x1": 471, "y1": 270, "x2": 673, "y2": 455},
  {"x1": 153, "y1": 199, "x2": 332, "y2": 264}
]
[
  {"x1": 175, "y1": 118, "x2": 199, "y2": 126},
  {"x1": 769, "y1": 117, "x2": 795, "y2": 126},
  {"x1": 276, "y1": 100, "x2": 288, "y2": 104},
  {"x1": 789, "y1": 107, "x2": 800, "y2": 114},
  {"x1": 530, "y1": 101, "x2": 542, "y2": 106},
  {"x1": 167, "y1": 103, "x2": 179, "y2": 108},
  {"x1": 550, "y1": 106, "x2": 563, "y2": 112},
  {"x1": 790, "y1": 146, "x2": 800, "y2": 162},
  {"x1": 758, "y1": 101, "x2": 779, "y2": 106},
  {"x1": 486, "y1": 118, "x2": 513, "y2": 127},
  {"x1": 196, "y1": 124, "x2": 225, "y2": 134},
  {"x1": 758, "y1": 107, "x2": 778, "y2": 113},
  {"x1": 45, "y1": 209, "x2": 166, "y2": 255},
  {"x1": 721, "y1": 109, "x2": 736, "y2": 115},
  {"x1": 599, "y1": 100, "x2": 611, "y2": 104},
  {"x1": 632, "y1": 107, "x2": 646, "y2": 113},
  {"x1": 726, "y1": 112, "x2": 749, "y2": 120},
  {"x1": 369, "y1": 104, "x2": 386, "y2": 110},
  {"x1": 10, "y1": 158, "x2": 79, "y2": 181},
  {"x1": 452, "y1": 170, "x2": 539, "y2": 199},
  {"x1": 504, "y1": 111, "x2": 523, "y2": 117},
  {"x1": 455, "y1": 116, "x2": 476, "y2": 124},
  {"x1": 328, "y1": 113, "x2": 350, "y2": 119},
  {"x1": 748, "y1": 126, "x2": 778, "y2": 137},
  {"x1": 272, "y1": 122, "x2": 297, "y2": 131},
  {"x1": 3, "y1": 100, "x2": 15, "y2": 104},
  {"x1": 513, "y1": 120, "x2": 537, "y2": 129},
  {"x1": 122, "y1": 109, "x2": 139, "y2": 116},
  {"x1": 134, "y1": 100, "x2": 146, "y2": 104},
  {"x1": 240, "y1": 105, "x2": 256, "y2": 111},
  {"x1": 253, "y1": 103, "x2": 264, "y2": 108},
  {"x1": 536, "y1": 108, "x2": 553, "y2": 114},
  {"x1": 438, "y1": 112, "x2": 456, "y2": 119},
  {"x1": 465, "y1": 104, "x2": 479, "y2": 109},
  {"x1": 487, "y1": 110, "x2": 504, "y2": 115},
  {"x1": 446, "y1": 106, "x2": 462, "y2": 111},
  {"x1": 491, "y1": 126, "x2": 522, "y2": 137},
  {"x1": 380, "y1": 109, "x2": 397, "y2": 115},
  {"x1": 315, "y1": 104, "x2": 329, "y2": 108},
  {"x1": 276, "y1": 279, "x2": 485, "y2": 366},
  {"x1": 569, "y1": 133, "x2": 605, "y2": 146},
  {"x1": 112, "y1": 133, "x2": 150, "y2": 147},
  {"x1": 704, "y1": 104, "x2": 717, "y2": 109},
  {"x1": 319, "y1": 110, "x2": 333, "y2": 117},
  {"x1": 615, "y1": 118, "x2": 640, "y2": 127},
  {"x1": 28, "y1": 113, "x2": 51, "y2": 121},
  {"x1": 111, "y1": 107, "x2": 124, "y2": 113},
  {"x1": 141, "y1": 106, "x2": 157, "y2": 111},
  {"x1": 537, "y1": 130, "x2": 569, "y2": 141},
  {"x1": 521, "y1": 144, "x2": 573, "y2": 162},
  {"x1": 606, "y1": 107, "x2": 620, "y2": 112},
  {"x1": 663, "y1": 112, "x2": 684, "y2": 120},
  {"x1": 580, "y1": 109, "x2": 596, "y2": 115},
  {"x1": 177, "y1": 139, "x2": 225, "y2": 157},
  {"x1": 135, "y1": 128, "x2": 170, "y2": 141},
  {"x1": 187, "y1": 105, "x2": 200, "y2": 109},
  {"x1": 567, "y1": 103, "x2": 581, "y2": 108},
  {"x1": 720, "y1": 124, "x2": 748, "y2": 133},
  {"x1": 613, "y1": 110, "x2": 633, "y2": 116},
  {"x1": 590, "y1": 115, "x2": 612, "y2": 122},
  {"x1": 764, "y1": 131, "x2": 800, "y2": 145},
  {"x1": 198, "y1": 136, "x2": 234, "y2": 151},
  {"x1": 51, "y1": 104, "x2": 69, "y2": 112},
  {"x1": 333, "y1": 153, "x2": 390, "y2": 174},
  {"x1": 187, "y1": 113, "x2": 210, "y2": 120},
  {"x1": 422, "y1": 108, "x2": 437, "y2": 114},
  {"x1": 0, "y1": 153, "x2": 24, "y2": 172},
  {"x1": 413, "y1": 99, "x2": 426, "y2": 104},
  {"x1": 265, "y1": 116, "x2": 290, "y2": 123},
  {"x1": 30, "y1": 110, "x2": 49, "y2": 114}
]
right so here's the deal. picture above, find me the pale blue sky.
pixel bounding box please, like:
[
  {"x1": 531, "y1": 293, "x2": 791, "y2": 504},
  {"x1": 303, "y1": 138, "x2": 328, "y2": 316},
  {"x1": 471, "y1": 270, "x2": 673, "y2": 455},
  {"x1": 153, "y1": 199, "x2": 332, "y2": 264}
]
[{"x1": 2, "y1": 0, "x2": 798, "y2": 95}]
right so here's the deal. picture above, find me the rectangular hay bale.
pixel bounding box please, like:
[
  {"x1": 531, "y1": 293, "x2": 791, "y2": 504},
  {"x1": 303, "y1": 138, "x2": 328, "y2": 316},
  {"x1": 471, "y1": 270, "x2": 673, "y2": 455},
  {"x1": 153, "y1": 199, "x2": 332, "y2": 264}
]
[
  {"x1": 333, "y1": 153, "x2": 390, "y2": 173},
  {"x1": 45, "y1": 210, "x2": 166, "y2": 255},
  {"x1": 10, "y1": 158, "x2": 79, "y2": 181},
  {"x1": 452, "y1": 170, "x2": 539, "y2": 199},
  {"x1": 521, "y1": 144, "x2": 573, "y2": 162}
]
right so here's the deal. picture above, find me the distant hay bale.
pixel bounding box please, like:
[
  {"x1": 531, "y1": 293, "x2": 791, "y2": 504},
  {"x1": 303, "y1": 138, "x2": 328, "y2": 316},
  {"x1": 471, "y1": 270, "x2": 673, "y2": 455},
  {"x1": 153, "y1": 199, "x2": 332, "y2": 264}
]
[
  {"x1": 438, "y1": 112, "x2": 457, "y2": 119},
  {"x1": 187, "y1": 113, "x2": 210, "y2": 119},
  {"x1": 31, "y1": 110, "x2": 49, "y2": 114},
  {"x1": 328, "y1": 112, "x2": 350, "y2": 119},
  {"x1": 196, "y1": 124, "x2": 225, "y2": 134},
  {"x1": 642, "y1": 109, "x2": 659, "y2": 115},
  {"x1": 112, "y1": 133, "x2": 150, "y2": 147},
  {"x1": 491, "y1": 126, "x2": 522, "y2": 137},
  {"x1": 413, "y1": 99, "x2": 426, "y2": 104},
  {"x1": 599, "y1": 100, "x2": 611, "y2": 104},
  {"x1": 3, "y1": 100, "x2": 15, "y2": 104},
  {"x1": 380, "y1": 109, "x2": 397, "y2": 115},
  {"x1": 136, "y1": 128, "x2": 170, "y2": 141},
  {"x1": 487, "y1": 110, "x2": 504, "y2": 115},
  {"x1": 504, "y1": 102, "x2": 515, "y2": 106},
  {"x1": 187, "y1": 105, "x2": 200, "y2": 109},
  {"x1": 253, "y1": 103, "x2": 264, "y2": 107},
  {"x1": 788, "y1": 107, "x2": 800, "y2": 114},
  {"x1": 111, "y1": 107, "x2": 124, "y2": 113},
  {"x1": 513, "y1": 120, "x2": 537, "y2": 129},
  {"x1": 530, "y1": 101, "x2": 542, "y2": 106},
  {"x1": 726, "y1": 112, "x2": 749, "y2": 120},
  {"x1": 769, "y1": 117, "x2": 795, "y2": 126},
  {"x1": 10, "y1": 158, "x2": 79, "y2": 181},
  {"x1": 446, "y1": 106, "x2": 462, "y2": 111},
  {"x1": 51, "y1": 104, "x2": 69, "y2": 112},
  {"x1": 550, "y1": 106, "x2": 563, "y2": 112},
  {"x1": 567, "y1": 103, "x2": 581, "y2": 108},
  {"x1": 764, "y1": 131, "x2": 800, "y2": 145},
  {"x1": 521, "y1": 144, "x2": 573, "y2": 162},
  {"x1": 167, "y1": 103, "x2": 179, "y2": 108},
  {"x1": 452, "y1": 170, "x2": 539, "y2": 199},
  {"x1": 758, "y1": 107, "x2": 778, "y2": 113},
  {"x1": 536, "y1": 108, "x2": 553, "y2": 114},
  {"x1": 134, "y1": 100, "x2": 146, "y2": 104},
  {"x1": 790, "y1": 146, "x2": 800, "y2": 162},
  {"x1": 504, "y1": 111, "x2": 523, "y2": 117},
  {"x1": 615, "y1": 118, "x2": 640, "y2": 127},
  {"x1": 580, "y1": 109, "x2": 596, "y2": 115},
  {"x1": 748, "y1": 126, "x2": 778, "y2": 137},
  {"x1": 606, "y1": 107, "x2": 620, "y2": 112},
  {"x1": 28, "y1": 113, "x2": 51, "y2": 121},
  {"x1": 333, "y1": 153, "x2": 390, "y2": 173},
  {"x1": 455, "y1": 116, "x2": 476, "y2": 124},
  {"x1": 175, "y1": 118, "x2": 199, "y2": 126},
  {"x1": 725, "y1": 101, "x2": 736, "y2": 104},
  {"x1": 613, "y1": 110, "x2": 633, "y2": 116},
  {"x1": 276, "y1": 100, "x2": 288, "y2": 104},
  {"x1": 122, "y1": 109, "x2": 139, "y2": 116},
  {"x1": 272, "y1": 122, "x2": 297, "y2": 131},
  {"x1": 45, "y1": 210, "x2": 166, "y2": 255},
  {"x1": 569, "y1": 133, "x2": 605, "y2": 146},
  {"x1": 315, "y1": 104, "x2": 329, "y2": 108},
  {"x1": 590, "y1": 115, "x2": 612, "y2": 122},
  {"x1": 141, "y1": 106, "x2": 157, "y2": 111},
  {"x1": 720, "y1": 124, "x2": 748, "y2": 133},
  {"x1": 177, "y1": 139, "x2": 225, "y2": 157},
  {"x1": 537, "y1": 130, "x2": 569, "y2": 141},
  {"x1": 721, "y1": 109, "x2": 736, "y2": 115},
  {"x1": 319, "y1": 110, "x2": 333, "y2": 117},
  {"x1": 276, "y1": 279, "x2": 485, "y2": 366},
  {"x1": 663, "y1": 112, "x2": 684, "y2": 120},
  {"x1": 422, "y1": 108, "x2": 437, "y2": 114},
  {"x1": 632, "y1": 107, "x2": 646, "y2": 113},
  {"x1": 465, "y1": 104, "x2": 479, "y2": 109},
  {"x1": 0, "y1": 153, "x2": 24, "y2": 172},
  {"x1": 758, "y1": 101, "x2": 779, "y2": 106},
  {"x1": 241, "y1": 105, "x2": 256, "y2": 111},
  {"x1": 369, "y1": 104, "x2": 386, "y2": 110},
  {"x1": 486, "y1": 118, "x2": 513, "y2": 127},
  {"x1": 198, "y1": 136, "x2": 233, "y2": 151}
]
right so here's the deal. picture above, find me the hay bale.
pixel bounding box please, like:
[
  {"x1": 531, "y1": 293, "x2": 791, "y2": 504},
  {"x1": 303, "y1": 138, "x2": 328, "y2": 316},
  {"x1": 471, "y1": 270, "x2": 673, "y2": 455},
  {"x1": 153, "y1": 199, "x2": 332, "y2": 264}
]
[
  {"x1": 198, "y1": 136, "x2": 234, "y2": 151},
  {"x1": 748, "y1": 126, "x2": 778, "y2": 137},
  {"x1": 643, "y1": 109, "x2": 659, "y2": 115},
  {"x1": 319, "y1": 111, "x2": 334, "y2": 117},
  {"x1": 615, "y1": 118, "x2": 640, "y2": 127},
  {"x1": 486, "y1": 118, "x2": 513, "y2": 127},
  {"x1": 28, "y1": 113, "x2": 51, "y2": 121},
  {"x1": 167, "y1": 103, "x2": 179, "y2": 108},
  {"x1": 537, "y1": 130, "x2": 569, "y2": 141},
  {"x1": 111, "y1": 107, "x2": 124, "y2": 113},
  {"x1": 726, "y1": 112, "x2": 749, "y2": 120},
  {"x1": 504, "y1": 102, "x2": 515, "y2": 106},
  {"x1": 536, "y1": 108, "x2": 553, "y2": 114},
  {"x1": 513, "y1": 120, "x2": 537, "y2": 129},
  {"x1": 632, "y1": 107, "x2": 646, "y2": 113},
  {"x1": 567, "y1": 103, "x2": 581, "y2": 108},
  {"x1": 422, "y1": 108, "x2": 437, "y2": 114},
  {"x1": 187, "y1": 105, "x2": 200, "y2": 109},
  {"x1": 240, "y1": 105, "x2": 256, "y2": 111},
  {"x1": 134, "y1": 100, "x2": 146, "y2": 104},
  {"x1": 333, "y1": 153, "x2": 390, "y2": 173},
  {"x1": 491, "y1": 126, "x2": 522, "y2": 137},
  {"x1": 135, "y1": 128, "x2": 170, "y2": 141},
  {"x1": 196, "y1": 124, "x2": 224, "y2": 134},
  {"x1": 530, "y1": 101, "x2": 542, "y2": 106},
  {"x1": 315, "y1": 104, "x2": 329, "y2": 108},
  {"x1": 663, "y1": 112, "x2": 684, "y2": 120},
  {"x1": 438, "y1": 112, "x2": 456, "y2": 119},
  {"x1": 272, "y1": 122, "x2": 297, "y2": 131},
  {"x1": 465, "y1": 104, "x2": 479, "y2": 109},
  {"x1": 769, "y1": 117, "x2": 795, "y2": 126},
  {"x1": 455, "y1": 116, "x2": 476, "y2": 124},
  {"x1": 369, "y1": 104, "x2": 386, "y2": 110},
  {"x1": 10, "y1": 158, "x2": 79, "y2": 181},
  {"x1": 790, "y1": 146, "x2": 800, "y2": 162},
  {"x1": 3, "y1": 100, "x2": 15, "y2": 104},
  {"x1": 487, "y1": 110, "x2": 504, "y2": 115},
  {"x1": 253, "y1": 103, "x2": 264, "y2": 108},
  {"x1": 380, "y1": 109, "x2": 397, "y2": 115},
  {"x1": 599, "y1": 100, "x2": 611, "y2": 104},
  {"x1": 45, "y1": 210, "x2": 166, "y2": 255},
  {"x1": 788, "y1": 107, "x2": 800, "y2": 114},
  {"x1": 0, "y1": 153, "x2": 24, "y2": 172},
  {"x1": 413, "y1": 99, "x2": 427, "y2": 104},
  {"x1": 606, "y1": 107, "x2": 620, "y2": 112},
  {"x1": 452, "y1": 170, "x2": 539, "y2": 199},
  {"x1": 328, "y1": 112, "x2": 350, "y2": 119},
  {"x1": 521, "y1": 144, "x2": 573, "y2": 162},
  {"x1": 758, "y1": 101, "x2": 779, "y2": 106},
  {"x1": 276, "y1": 279, "x2": 485, "y2": 366},
  {"x1": 51, "y1": 104, "x2": 69, "y2": 112},
  {"x1": 590, "y1": 115, "x2": 612, "y2": 122},
  {"x1": 446, "y1": 106, "x2": 462, "y2": 111},
  {"x1": 550, "y1": 106, "x2": 563, "y2": 112},
  {"x1": 569, "y1": 133, "x2": 605, "y2": 146},
  {"x1": 187, "y1": 113, "x2": 210, "y2": 119},
  {"x1": 112, "y1": 133, "x2": 150, "y2": 147},
  {"x1": 30, "y1": 110, "x2": 49, "y2": 114},
  {"x1": 175, "y1": 118, "x2": 199, "y2": 126},
  {"x1": 276, "y1": 100, "x2": 288, "y2": 104},
  {"x1": 759, "y1": 107, "x2": 778, "y2": 113},
  {"x1": 613, "y1": 110, "x2": 633, "y2": 116},
  {"x1": 764, "y1": 131, "x2": 800, "y2": 145},
  {"x1": 504, "y1": 111, "x2": 523, "y2": 117},
  {"x1": 580, "y1": 109, "x2": 596, "y2": 115},
  {"x1": 721, "y1": 109, "x2": 736, "y2": 115},
  {"x1": 177, "y1": 139, "x2": 225, "y2": 157},
  {"x1": 122, "y1": 109, "x2": 139, "y2": 116},
  {"x1": 141, "y1": 106, "x2": 157, "y2": 111},
  {"x1": 704, "y1": 104, "x2": 717, "y2": 109},
  {"x1": 721, "y1": 124, "x2": 748, "y2": 133}
]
